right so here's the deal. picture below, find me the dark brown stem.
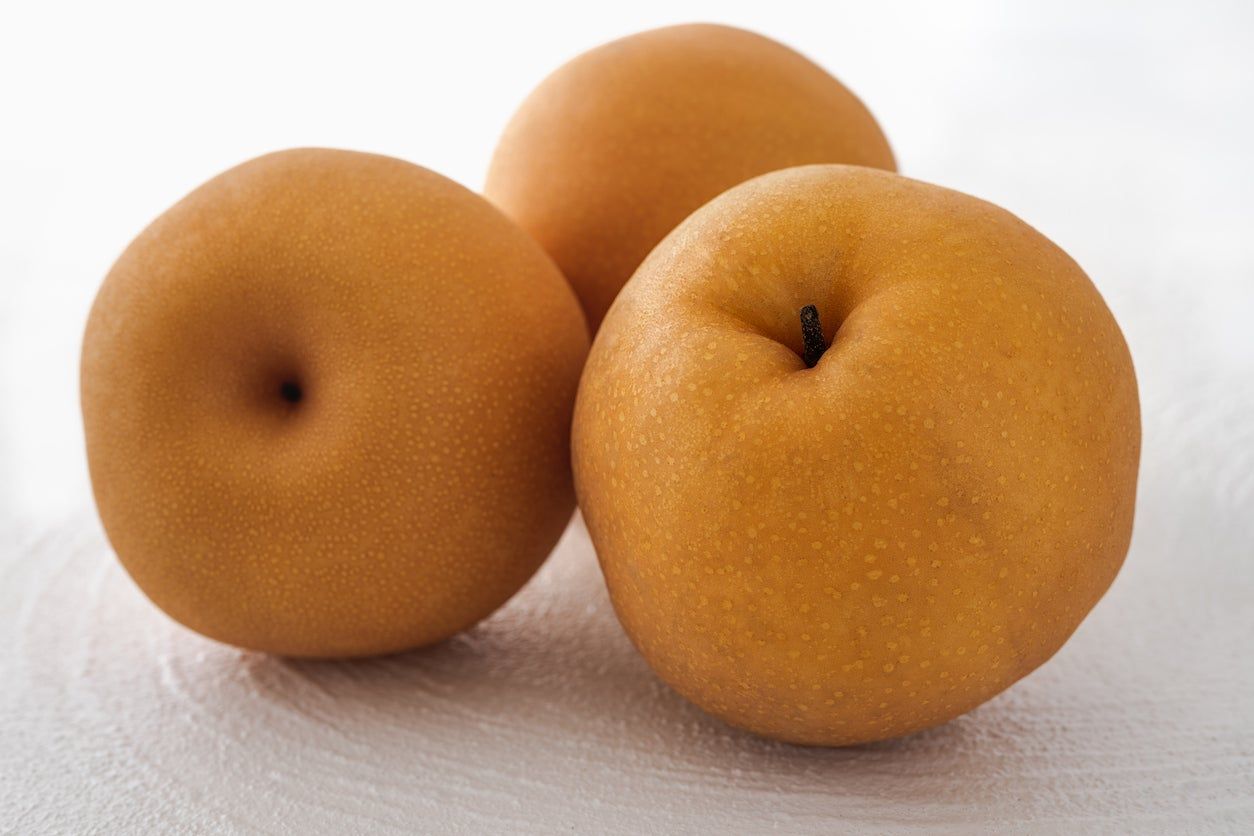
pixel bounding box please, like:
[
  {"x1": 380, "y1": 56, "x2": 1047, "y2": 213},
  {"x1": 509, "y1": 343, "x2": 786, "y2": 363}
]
[{"x1": 799, "y1": 305, "x2": 827, "y2": 368}]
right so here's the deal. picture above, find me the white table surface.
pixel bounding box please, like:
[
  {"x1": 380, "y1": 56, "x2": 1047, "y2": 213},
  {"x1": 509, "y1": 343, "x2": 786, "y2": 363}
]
[{"x1": 3, "y1": 2, "x2": 1253, "y2": 832}]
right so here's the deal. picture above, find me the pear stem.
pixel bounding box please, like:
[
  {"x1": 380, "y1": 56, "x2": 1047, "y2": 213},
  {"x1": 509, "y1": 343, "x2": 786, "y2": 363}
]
[{"x1": 800, "y1": 305, "x2": 827, "y2": 368}]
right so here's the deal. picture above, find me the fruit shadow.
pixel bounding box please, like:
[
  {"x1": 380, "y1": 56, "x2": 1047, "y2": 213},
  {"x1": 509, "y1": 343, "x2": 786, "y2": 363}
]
[{"x1": 223, "y1": 519, "x2": 1032, "y2": 802}]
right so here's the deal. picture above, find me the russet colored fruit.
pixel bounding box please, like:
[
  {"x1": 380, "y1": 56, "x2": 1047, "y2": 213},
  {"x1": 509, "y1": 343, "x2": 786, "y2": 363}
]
[
  {"x1": 486, "y1": 23, "x2": 896, "y2": 331},
  {"x1": 81, "y1": 148, "x2": 589, "y2": 658},
  {"x1": 573, "y1": 165, "x2": 1140, "y2": 745}
]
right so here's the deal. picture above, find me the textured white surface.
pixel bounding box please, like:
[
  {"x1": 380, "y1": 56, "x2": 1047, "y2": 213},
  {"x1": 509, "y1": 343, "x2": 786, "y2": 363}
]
[
  {"x1": 3, "y1": 498, "x2": 1254, "y2": 833},
  {"x1": 3, "y1": 1, "x2": 1254, "y2": 833}
]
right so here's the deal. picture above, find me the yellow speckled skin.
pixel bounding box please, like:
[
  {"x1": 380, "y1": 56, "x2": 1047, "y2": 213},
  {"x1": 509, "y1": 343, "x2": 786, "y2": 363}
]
[
  {"x1": 573, "y1": 165, "x2": 1140, "y2": 745},
  {"x1": 485, "y1": 23, "x2": 896, "y2": 332},
  {"x1": 82, "y1": 149, "x2": 589, "y2": 658}
]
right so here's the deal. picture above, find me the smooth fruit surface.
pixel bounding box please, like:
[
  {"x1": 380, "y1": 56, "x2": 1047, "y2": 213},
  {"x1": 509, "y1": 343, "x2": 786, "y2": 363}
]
[
  {"x1": 486, "y1": 23, "x2": 896, "y2": 331},
  {"x1": 82, "y1": 148, "x2": 589, "y2": 657},
  {"x1": 573, "y1": 165, "x2": 1140, "y2": 745}
]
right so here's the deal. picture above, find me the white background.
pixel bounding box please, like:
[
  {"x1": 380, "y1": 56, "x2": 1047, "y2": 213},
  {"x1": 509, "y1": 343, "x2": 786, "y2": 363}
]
[{"x1": 2, "y1": 1, "x2": 1253, "y2": 832}]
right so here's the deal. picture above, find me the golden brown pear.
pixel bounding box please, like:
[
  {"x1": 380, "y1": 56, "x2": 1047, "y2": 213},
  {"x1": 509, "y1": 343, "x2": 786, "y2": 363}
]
[
  {"x1": 81, "y1": 148, "x2": 589, "y2": 658},
  {"x1": 485, "y1": 23, "x2": 896, "y2": 331},
  {"x1": 573, "y1": 165, "x2": 1140, "y2": 746}
]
